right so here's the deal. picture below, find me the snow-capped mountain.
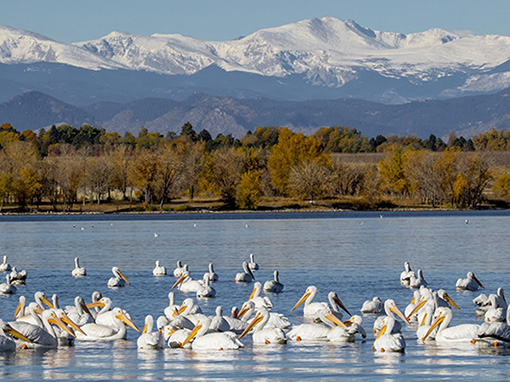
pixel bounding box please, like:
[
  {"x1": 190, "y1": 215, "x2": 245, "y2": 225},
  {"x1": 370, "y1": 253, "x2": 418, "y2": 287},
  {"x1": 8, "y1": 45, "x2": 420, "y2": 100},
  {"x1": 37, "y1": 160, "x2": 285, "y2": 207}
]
[{"x1": 2, "y1": 17, "x2": 510, "y2": 103}]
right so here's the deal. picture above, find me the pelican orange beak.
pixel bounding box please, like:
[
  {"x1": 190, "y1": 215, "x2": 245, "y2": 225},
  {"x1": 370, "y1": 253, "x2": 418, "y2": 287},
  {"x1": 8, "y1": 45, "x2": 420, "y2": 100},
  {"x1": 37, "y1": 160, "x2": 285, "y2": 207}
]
[
  {"x1": 410, "y1": 296, "x2": 415, "y2": 305},
  {"x1": 180, "y1": 322, "x2": 202, "y2": 347},
  {"x1": 87, "y1": 301, "x2": 106, "y2": 309},
  {"x1": 239, "y1": 312, "x2": 263, "y2": 339},
  {"x1": 5, "y1": 324, "x2": 32, "y2": 343},
  {"x1": 48, "y1": 314, "x2": 76, "y2": 338},
  {"x1": 142, "y1": 323, "x2": 148, "y2": 335},
  {"x1": 117, "y1": 269, "x2": 130, "y2": 285},
  {"x1": 406, "y1": 298, "x2": 427, "y2": 321},
  {"x1": 171, "y1": 275, "x2": 186, "y2": 290},
  {"x1": 390, "y1": 303, "x2": 409, "y2": 324},
  {"x1": 473, "y1": 275, "x2": 485, "y2": 289},
  {"x1": 41, "y1": 294, "x2": 54, "y2": 309},
  {"x1": 116, "y1": 311, "x2": 140, "y2": 332},
  {"x1": 61, "y1": 312, "x2": 87, "y2": 336},
  {"x1": 248, "y1": 286, "x2": 257, "y2": 301},
  {"x1": 422, "y1": 312, "x2": 444, "y2": 341},
  {"x1": 237, "y1": 304, "x2": 250, "y2": 319},
  {"x1": 176, "y1": 304, "x2": 188, "y2": 316},
  {"x1": 372, "y1": 325, "x2": 387, "y2": 351},
  {"x1": 291, "y1": 291, "x2": 311, "y2": 312},
  {"x1": 326, "y1": 314, "x2": 348, "y2": 329},
  {"x1": 443, "y1": 293, "x2": 461, "y2": 310},
  {"x1": 420, "y1": 312, "x2": 428, "y2": 327},
  {"x1": 333, "y1": 295, "x2": 352, "y2": 316},
  {"x1": 14, "y1": 301, "x2": 23, "y2": 319},
  {"x1": 81, "y1": 302, "x2": 95, "y2": 322},
  {"x1": 33, "y1": 307, "x2": 44, "y2": 315}
]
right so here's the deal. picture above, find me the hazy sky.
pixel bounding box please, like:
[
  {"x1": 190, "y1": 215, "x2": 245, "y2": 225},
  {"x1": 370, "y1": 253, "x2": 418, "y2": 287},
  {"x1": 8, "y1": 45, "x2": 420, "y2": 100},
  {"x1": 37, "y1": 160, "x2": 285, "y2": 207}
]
[{"x1": 2, "y1": 0, "x2": 510, "y2": 43}]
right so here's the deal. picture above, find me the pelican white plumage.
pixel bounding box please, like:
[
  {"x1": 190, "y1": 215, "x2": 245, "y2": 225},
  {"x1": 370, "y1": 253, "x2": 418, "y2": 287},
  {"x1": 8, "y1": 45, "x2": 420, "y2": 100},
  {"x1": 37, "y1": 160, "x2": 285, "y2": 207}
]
[
  {"x1": 65, "y1": 297, "x2": 95, "y2": 327},
  {"x1": 409, "y1": 269, "x2": 427, "y2": 289},
  {"x1": 405, "y1": 291, "x2": 422, "y2": 320},
  {"x1": 0, "y1": 256, "x2": 11, "y2": 272},
  {"x1": 76, "y1": 307, "x2": 140, "y2": 341},
  {"x1": 247, "y1": 282, "x2": 273, "y2": 310},
  {"x1": 422, "y1": 307, "x2": 479, "y2": 343},
  {"x1": 72, "y1": 257, "x2": 86, "y2": 277},
  {"x1": 476, "y1": 305, "x2": 510, "y2": 346},
  {"x1": 9, "y1": 267, "x2": 26, "y2": 285},
  {"x1": 209, "y1": 306, "x2": 230, "y2": 332},
  {"x1": 87, "y1": 297, "x2": 115, "y2": 326},
  {"x1": 163, "y1": 292, "x2": 180, "y2": 320},
  {"x1": 372, "y1": 316, "x2": 405, "y2": 353},
  {"x1": 204, "y1": 263, "x2": 218, "y2": 282},
  {"x1": 108, "y1": 267, "x2": 130, "y2": 288},
  {"x1": 327, "y1": 315, "x2": 367, "y2": 343},
  {"x1": 360, "y1": 297, "x2": 384, "y2": 314},
  {"x1": 263, "y1": 270, "x2": 284, "y2": 294},
  {"x1": 0, "y1": 274, "x2": 16, "y2": 294},
  {"x1": 456, "y1": 272, "x2": 485, "y2": 291},
  {"x1": 291, "y1": 286, "x2": 329, "y2": 317},
  {"x1": 234, "y1": 262, "x2": 255, "y2": 283},
  {"x1": 248, "y1": 253, "x2": 259, "y2": 271},
  {"x1": 288, "y1": 310, "x2": 346, "y2": 342},
  {"x1": 239, "y1": 307, "x2": 287, "y2": 344},
  {"x1": 400, "y1": 261, "x2": 415, "y2": 286},
  {"x1": 137, "y1": 315, "x2": 164, "y2": 350},
  {"x1": 474, "y1": 288, "x2": 507, "y2": 316},
  {"x1": 373, "y1": 299, "x2": 409, "y2": 335},
  {"x1": 152, "y1": 260, "x2": 166, "y2": 276},
  {"x1": 0, "y1": 319, "x2": 32, "y2": 351},
  {"x1": 180, "y1": 318, "x2": 243, "y2": 350},
  {"x1": 172, "y1": 271, "x2": 202, "y2": 293},
  {"x1": 324, "y1": 291, "x2": 352, "y2": 322},
  {"x1": 173, "y1": 261, "x2": 185, "y2": 277},
  {"x1": 196, "y1": 274, "x2": 216, "y2": 298},
  {"x1": 223, "y1": 307, "x2": 248, "y2": 333},
  {"x1": 238, "y1": 301, "x2": 291, "y2": 329}
]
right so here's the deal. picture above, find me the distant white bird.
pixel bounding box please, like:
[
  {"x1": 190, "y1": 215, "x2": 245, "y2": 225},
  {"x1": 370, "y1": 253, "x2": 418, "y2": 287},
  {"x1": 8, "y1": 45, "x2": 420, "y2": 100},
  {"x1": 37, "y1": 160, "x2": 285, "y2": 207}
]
[
  {"x1": 360, "y1": 297, "x2": 384, "y2": 314},
  {"x1": 72, "y1": 257, "x2": 86, "y2": 277},
  {"x1": 0, "y1": 256, "x2": 12, "y2": 272},
  {"x1": 0, "y1": 275, "x2": 16, "y2": 294},
  {"x1": 203, "y1": 263, "x2": 218, "y2": 282},
  {"x1": 173, "y1": 261, "x2": 185, "y2": 278},
  {"x1": 400, "y1": 261, "x2": 415, "y2": 286},
  {"x1": 9, "y1": 267, "x2": 27, "y2": 285},
  {"x1": 263, "y1": 270, "x2": 284, "y2": 294},
  {"x1": 196, "y1": 274, "x2": 216, "y2": 298},
  {"x1": 465, "y1": 219, "x2": 469, "y2": 224},
  {"x1": 409, "y1": 269, "x2": 427, "y2": 289},
  {"x1": 234, "y1": 262, "x2": 255, "y2": 283},
  {"x1": 456, "y1": 272, "x2": 485, "y2": 291},
  {"x1": 248, "y1": 254, "x2": 259, "y2": 271},
  {"x1": 154, "y1": 233, "x2": 159, "y2": 238},
  {"x1": 152, "y1": 260, "x2": 166, "y2": 276},
  {"x1": 107, "y1": 267, "x2": 130, "y2": 288}
]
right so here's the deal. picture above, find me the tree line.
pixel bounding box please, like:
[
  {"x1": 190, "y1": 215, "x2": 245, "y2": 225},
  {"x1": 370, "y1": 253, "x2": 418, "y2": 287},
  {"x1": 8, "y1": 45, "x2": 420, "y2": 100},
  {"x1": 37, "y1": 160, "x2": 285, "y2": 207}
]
[{"x1": 0, "y1": 122, "x2": 509, "y2": 212}]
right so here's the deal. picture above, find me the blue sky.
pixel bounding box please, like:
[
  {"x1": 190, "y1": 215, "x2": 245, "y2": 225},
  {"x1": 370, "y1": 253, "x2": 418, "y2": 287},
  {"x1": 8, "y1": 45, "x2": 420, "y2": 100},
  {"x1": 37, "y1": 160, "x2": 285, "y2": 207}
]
[{"x1": 2, "y1": 0, "x2": 510, "y2": 42}]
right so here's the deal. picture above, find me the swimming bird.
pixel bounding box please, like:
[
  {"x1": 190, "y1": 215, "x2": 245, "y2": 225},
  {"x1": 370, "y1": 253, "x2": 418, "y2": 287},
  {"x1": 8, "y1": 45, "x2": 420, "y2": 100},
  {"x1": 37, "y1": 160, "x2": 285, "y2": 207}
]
[
  {"x1": 248, "y1": 253, "x2": 259, "y2": 271},
  {"x1": 179, "y1": 318, "x2": 243, "y2": 350},
  {"x1": 373, "y1": 299, "x2": 409, "y2": 335},
  {"x1": 152, "y1": 260, "x2": 166, "y2": 276},
  {"x1": 238, "y1": 301, "x2": 291, "y2": 329},
  {"x1": 288, "y1": 310, "x2": 346, "y2": 342},
  {"x1": 172, "y1": 271, "x2": 203, "y2": 293},
  {"x1": 9, "y1": 267, "x2": 27, "y2": 285},
  {"x1": 137, "y1": 315, "x2": 164, "y2": 350},
  {"x1": 234, "y1": 262, "x2": 255, "y2": 283},
  {"x1": 239, "y1": 307, "x2": 287, "y2": 344},
  {"x1": 72, "y1": 257, "x2": 86, "y2": 277},
  {"x1": 163, "y1": 292, "x2": 180, "y2": 320},
  {"x1": 0, "y1": 319, "x2": 32, "y2": 351},
  {"x1": 409, "y1": 269, "x2": 427, "y2": 289},
  {"x1": 203, "y1": 263, "x2": 218, "y2": 282},
  {"x1": 247, "y1": 282, "x2": 273, "y2": 310},
  {"x1": 474, "y1": 287, "x2": 507, "y2": 316},
  {"x1": 0, "y1": 274, "x2": 16, "y2": 294},
  {"x1": 208, "y1": 306, "x2": 230, "y2": 332},
  {"x1": 263, "y1": 270, "x2": 284, "y2": 294},
  {"x1": 76, "y1": 307, "x2": 140, "y2": 341},
  {"x1": 476, "y1": 305, "x2": 510, "y2": 346},
  {"x1": 327, "y1": 315, "x2": 367, "y2": 343},
  {"x1": 196, "y1": 274, "x2": 216, "y2": 298},
  {"x1": 65, "y1": 297, "x2": 95, "y2": 327},
  {"x1": 173, "y1": 261, "x2": 185, "y2": 277},
  {"x1": 108, "y1": 267, "x2": 130, "y2": 288},
  {"x1": 291, "y1": 286, "x2": 329, "y2": 317},
  {"x1": 360, "y1": 297, "x2": 384, "y2": 314},
  {"x1": 422, "y1": 307, "x2": 479, "y2": 343},
  {"x1": 456, "y1": 272, "x2": 485, "y2": 291},
  {"x1": 0, "y1": 256, "x2": 12, "y2": 272},
  {"x1": 400, "y1": 262, "x2": 415, "y2": 286},
  {"x1": 372, "y1": 316, "x2": 406, "y2": 353}
]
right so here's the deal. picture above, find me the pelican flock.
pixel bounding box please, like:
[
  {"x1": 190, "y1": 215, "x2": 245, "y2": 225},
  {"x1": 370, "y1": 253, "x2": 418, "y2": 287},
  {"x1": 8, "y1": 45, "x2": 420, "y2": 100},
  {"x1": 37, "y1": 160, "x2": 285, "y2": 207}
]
[{"x1": 0, "y1": 245, "x2": 506, "y2": 367}]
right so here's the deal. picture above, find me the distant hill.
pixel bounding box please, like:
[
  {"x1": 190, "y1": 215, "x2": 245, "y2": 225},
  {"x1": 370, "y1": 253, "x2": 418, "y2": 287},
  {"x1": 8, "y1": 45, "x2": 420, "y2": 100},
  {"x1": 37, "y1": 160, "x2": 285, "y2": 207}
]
[{"x1": 2, "y1": 89, "x2": 510, "y2": 139}]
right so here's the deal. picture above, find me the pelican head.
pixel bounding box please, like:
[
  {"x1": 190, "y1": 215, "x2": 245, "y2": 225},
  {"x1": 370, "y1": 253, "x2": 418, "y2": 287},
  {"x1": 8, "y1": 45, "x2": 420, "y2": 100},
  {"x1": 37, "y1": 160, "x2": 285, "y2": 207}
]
[{"x1": 291, "y1": 286, "x2": 317, "y2": 312}]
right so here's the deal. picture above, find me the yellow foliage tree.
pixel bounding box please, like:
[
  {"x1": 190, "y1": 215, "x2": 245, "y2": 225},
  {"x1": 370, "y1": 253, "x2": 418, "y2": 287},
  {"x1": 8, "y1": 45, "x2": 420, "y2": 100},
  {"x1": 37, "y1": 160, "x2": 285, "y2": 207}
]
[
  {"x1": 236, "y1": 171, "x2": 261, "y2": 210},
  {"x1": 378, "y1": 144, "x2": 410, "y2": 196}
]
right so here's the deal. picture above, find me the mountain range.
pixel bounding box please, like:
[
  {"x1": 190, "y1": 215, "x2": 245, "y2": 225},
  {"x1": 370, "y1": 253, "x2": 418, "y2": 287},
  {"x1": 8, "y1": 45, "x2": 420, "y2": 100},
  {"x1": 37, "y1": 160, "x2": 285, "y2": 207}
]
[
  {"x1": 3, "y1": 88, "x2": 510, "y2": 139},
  {"x1": 2, "y1": 17, "x2": 510, "y2": 105}
]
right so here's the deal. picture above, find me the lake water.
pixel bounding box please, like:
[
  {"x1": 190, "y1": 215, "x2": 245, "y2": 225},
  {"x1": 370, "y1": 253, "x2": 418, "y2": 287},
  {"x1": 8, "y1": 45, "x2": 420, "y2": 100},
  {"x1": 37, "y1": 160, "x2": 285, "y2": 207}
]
[{"x1": 1, "y1": 211, "x2": 510, "y2": 381}]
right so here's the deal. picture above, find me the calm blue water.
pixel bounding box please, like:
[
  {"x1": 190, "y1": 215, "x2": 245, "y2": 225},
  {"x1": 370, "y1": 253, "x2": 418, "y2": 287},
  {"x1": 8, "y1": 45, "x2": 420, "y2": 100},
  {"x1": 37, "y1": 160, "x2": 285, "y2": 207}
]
[{"x1": 1, "y1": 211, "x2": 510, "y2": 381}]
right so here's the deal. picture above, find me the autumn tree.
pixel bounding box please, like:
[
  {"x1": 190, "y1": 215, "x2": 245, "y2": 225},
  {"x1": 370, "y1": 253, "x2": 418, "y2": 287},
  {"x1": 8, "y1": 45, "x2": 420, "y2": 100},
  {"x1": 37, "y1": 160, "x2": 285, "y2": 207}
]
[
  {"x1": 128, "y1": 149, "x2": 159, "y2": 207},
  {"x1": 378, "y1": 145, "x2": 410, "y2": 197},
  {"x1": 288, "y1": 161, "x2": 332, "y2": 202},
  {"x1": 236, "y1": 171, "x2": 261, "y2": 210}
]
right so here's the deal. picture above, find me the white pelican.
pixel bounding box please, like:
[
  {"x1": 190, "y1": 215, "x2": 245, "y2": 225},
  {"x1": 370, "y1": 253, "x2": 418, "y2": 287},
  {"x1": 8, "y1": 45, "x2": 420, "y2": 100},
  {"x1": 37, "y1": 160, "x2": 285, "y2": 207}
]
[
  {"x1": 223, "y1": 308, "x2": 248, "y2": 333},
  {"x1": 248, "y1": 253, "x2": 259, "y2": 271},
  {"x1": 152, "y1": 260, "x2": 166, "y2": 276},
  {"x1": 400, "y1": 261, "x2": 415, "y2": 286},
  {"x1": 422, "y1": 307, "x2": 479, "y2": 343},
  {"x1": 0, "y1": 256, "x2": 11, "y2": 272},
  {"x1": 173, "y1": 298, "x2": 206, "y2": 326},
  {"x1": 263, "y1": 270, "x2": 284, "y2": 294},
  {"x1": 474, "y1": 288, "x2": 507, "y2": 316},
  {"x1": 9, "y1": 267, "x2": 26, "y2": 285},
  {"x1": 409, "y1": 269, "x2": 427, "y2": 289},
  {"x1": 239, "y1": 307, "x2": 287, "y2": 344},
  {"x1": 247, "y1": 282, "x2": 273, "y2": 310},
  {"x1": 0, "y1": 274, "x2": 16, "y2": 294},
  {"x1": 87, "y1": 298, "x2": 115, "y2": 326},
  {"x1": 234, "y1": 262, "x2": 255, "y2": 283},
  {"x1": 107, "y1": 267, "x2": 130, "y2": 288},
  {"x1": 65, "y1": 297, "x2": 95, "y2": 326},
  {"x1": 373, "y1": 299, "x2": 409, "y2": 335},
  {"x1": 456, "y1": 272, "x2": 485, "y2": 291},
  {"x1": 14, "y1": 292, "x2": 54, "y2": 325},
  {"x1": 137, "y1": 315, "x2": 164, "y2": 350},
  {"x1": 173, "y1": 261, "x2": 185, "y2": 277},
  {"x1": 404, "y1": 291, "x2": 422, "y2": 320},
  {"x1": 288, "y1": 310, "x2": 346, "y2": 342},
  {"x1": 9, "y1": 308, "x2": 76, "y2": 349},
  {"x1": 324, "y1": 291, "x2": 352, "y2": 321},
  {"x1": 360, "y1": 297, "x2": 384, "y2": 314},
  {"x1": 0, "y1": 319, "x2": 32, "y2": 351},
  {"x1": 416, "y1": 301, "x2": 437, "y2": 342},
  {"x1": 72, "y1": 257, "x2": 86, "y2": 277},
  {"x1": 180, "y1": 318, "x2": 243, "y2": 350},
  {"x1": 196, "y1": 274, "x2": 216, "y2": 298},
  {"x1": 372, "y1": 316, "x2": 405, "y2": 353},
  {"x1": 208, "y1": 306, "x2": 230, "y2": 332},
  {"x1": 291, "y1": 286, "x2": 329, "y2": 317},
  {"x1": 328, "y1": 315, "x2": 367, "y2": 343},
  {"x1": 172, "y1": 271, "x2": 202, "y2": 293},
  {"x1": 238, "y1": 301, "x2": 291, "y2": 329},
  {"x1": 89, "y1": 291, "x2": 103, "y2": 320},
  {"x1": 436, "y1": 289, "x2": 461, "y2": 310},
  {"x1": 476, "y1": 305, "x2": 510, "y2": 346},
  {"x1": 163, "y1": 292, "x2": 180, "y2": 320},
  {"x1": 204, "y1": 263, "x2": 218, "y2": 282},
  {"x1": 76, "y1": 307, "x2": 140, "y2": 341}
]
